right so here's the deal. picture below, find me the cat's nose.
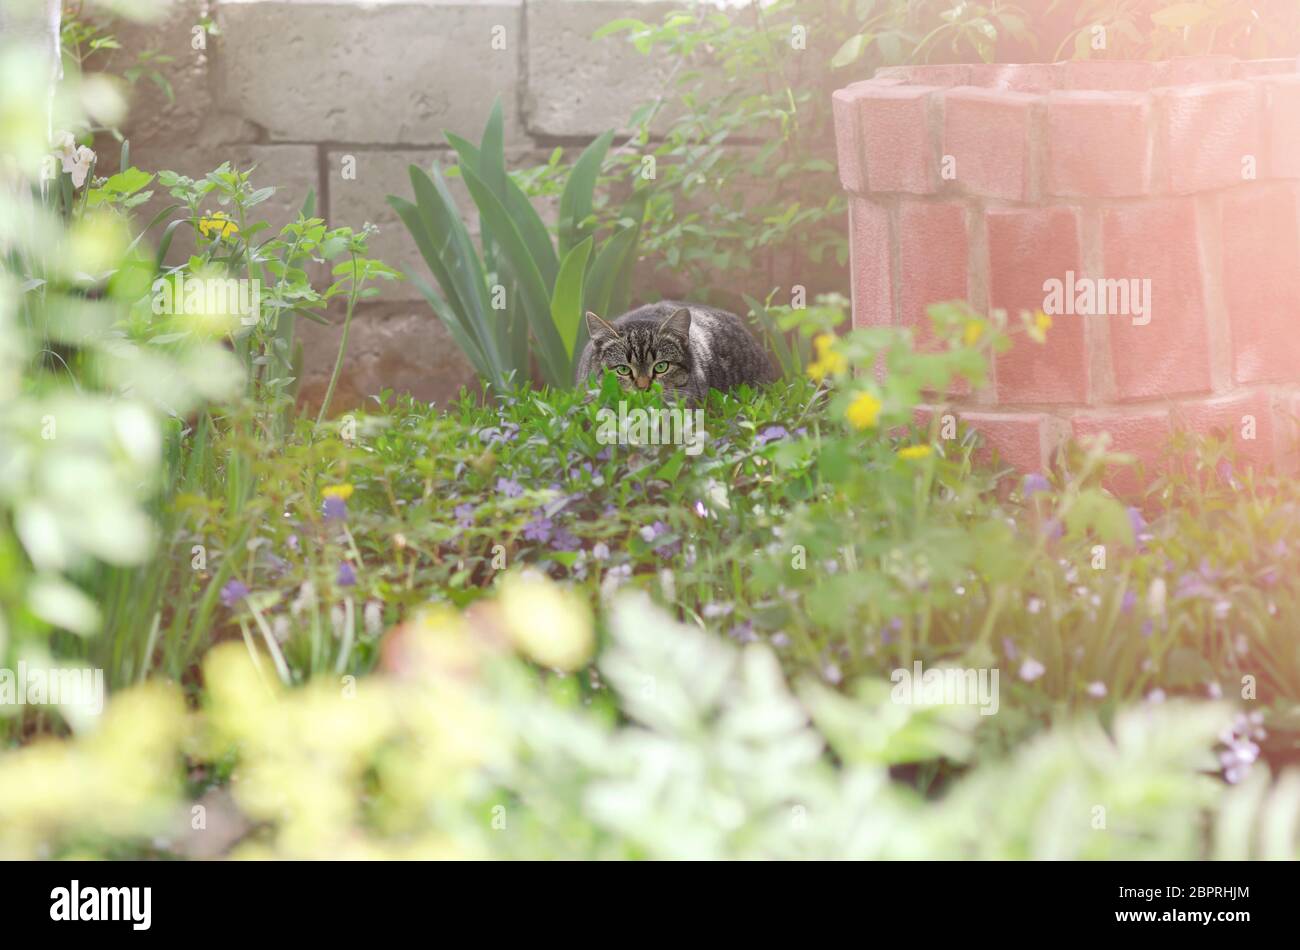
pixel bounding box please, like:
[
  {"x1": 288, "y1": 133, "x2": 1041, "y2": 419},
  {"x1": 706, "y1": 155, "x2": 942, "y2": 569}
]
[{"x1": 635, "y1": 377, "x2": 650, "y2": 389}]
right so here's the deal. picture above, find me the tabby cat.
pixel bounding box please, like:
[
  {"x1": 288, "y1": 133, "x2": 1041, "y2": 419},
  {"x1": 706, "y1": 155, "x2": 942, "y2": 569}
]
[{"x1": 575, "y1": 301, "x2": 778, "y2": 401}]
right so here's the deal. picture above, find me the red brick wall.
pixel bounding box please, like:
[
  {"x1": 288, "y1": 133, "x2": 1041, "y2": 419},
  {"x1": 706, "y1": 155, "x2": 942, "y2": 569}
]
[{"x1": 833, "y1": 56, "x2": 1300, "y2": 484}]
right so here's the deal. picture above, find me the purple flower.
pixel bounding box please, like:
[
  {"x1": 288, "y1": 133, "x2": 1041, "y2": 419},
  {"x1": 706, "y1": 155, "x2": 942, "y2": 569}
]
[
  {"x1": 454, "y1": 502, "x2": 476, "y2": 528},
  {"x1": 1042, "y1": 518, "x2": 1064, "y2": 540},
  {"x1": 322, "y1": 496, "x2": 347, "y2": 521},
  {"x1": 1127, "y1": 506, "x2": 1146, "y2": 539},
  {"x1": 523, "y1": 514, "x2": 553, "y2": 542},
  {"x1": 1023, "y1": 473, "x2": 1050, "y2": 497},
  {"x1": 729, "y1": 622, "x2": 758, "y2": 643},
  {"x1": 286, "y1": 533, "x2": 300, "y2": 553},
  {"x1": 1216, "y1": 459, "x2": 1237, "y2": 487},
  {"x1": 1002, "y1": 636, "x2": 1018, "y2": 661},
  {"x1": 551, "y1": 527, "x2": 581, "y2": 551},
  {"x1": 337, "y1": 562, "x2": 357, "y2": 587},
  {"x1": 220, "y1": 579, "x2": 249, "y2": 608},
  {"x1": 496, "y1": 477, "x2": 523, "y2": 498},
  {"x1": 755, "y1": 425, "x2": 788, "y2": 447},
  {"x1": 881, "y1": 618, "x2": 901, "y2": 645},
  {"x1": 1121, "y1": 589, "x2": 1137, "y2": 614}
]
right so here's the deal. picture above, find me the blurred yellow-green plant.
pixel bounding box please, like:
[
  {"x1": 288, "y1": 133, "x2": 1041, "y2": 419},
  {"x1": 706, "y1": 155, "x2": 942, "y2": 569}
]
[{"x1": 2, "y1": 584, "x2": 1298, "y2": 860}]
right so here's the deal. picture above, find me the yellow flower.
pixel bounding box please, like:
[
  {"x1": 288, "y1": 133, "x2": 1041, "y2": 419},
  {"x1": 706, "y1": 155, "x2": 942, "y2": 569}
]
[
  {"x1": 198, "y1": 211, "x2": 239, "y2": 240},
  {"x1": 498, "y1": 572, "x2": 594, "y2": 672},
  {"x1": 845, "y1": 391, "x2": 882, "y2": 430},
  {"x1": 807, "y1": 334, "x2": 848, "y2": 381},
  {"x1": 963, "y1": 320, "x2": 984, "y2": 346},
  {"x1": 321, "y1": 483, "x2": 354, "y2": 500},
  {"x1": 897, "y1": 444, "x2": 932, "y2": 460},
  {"x1": 1028, "y1": 309, "x2": 1052, "y2": 344}
]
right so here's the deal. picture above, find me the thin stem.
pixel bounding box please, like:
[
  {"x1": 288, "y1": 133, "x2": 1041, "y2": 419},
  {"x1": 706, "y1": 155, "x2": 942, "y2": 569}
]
[{"x1": 315, "y1": 251, "x2": 361, "y2": 426}]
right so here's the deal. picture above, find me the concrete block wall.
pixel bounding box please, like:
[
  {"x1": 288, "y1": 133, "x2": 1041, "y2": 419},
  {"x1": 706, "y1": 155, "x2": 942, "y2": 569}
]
[
  {"x1": 833, "y1": 57, "x2": 1300, "y2": 486},
  {"x1": 112, "y1": 0, "x2": 674, "y2": 409}
]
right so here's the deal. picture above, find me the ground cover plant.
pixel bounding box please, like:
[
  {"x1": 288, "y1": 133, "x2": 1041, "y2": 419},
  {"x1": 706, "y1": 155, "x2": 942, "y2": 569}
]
[{"x1": 1, "y1": 0, "x2": 1300, "y2": 862}]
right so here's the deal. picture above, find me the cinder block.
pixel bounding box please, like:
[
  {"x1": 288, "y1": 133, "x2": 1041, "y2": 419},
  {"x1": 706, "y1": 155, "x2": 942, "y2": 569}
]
[
  {"x1": 326, "y1": 146, "x2": 556, "y2": 302},
  {"x1": 297, "y1": 300, "x2": 477, "y2": 414},
  {"x1": 524, "y1": 0, "x2": 676, "y2": 139},
  {"x1": 215, "y1": 1, "x2": 525, "y2": 145},
  {"x1": 116, "y1": 0, "x2": 256, "y2": 154}
]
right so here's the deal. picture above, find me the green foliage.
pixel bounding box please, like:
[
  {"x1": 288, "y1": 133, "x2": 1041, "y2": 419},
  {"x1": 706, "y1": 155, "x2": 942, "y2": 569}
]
[{"x1": 390, "y1": 100, "x2": 643, "y2": 391}]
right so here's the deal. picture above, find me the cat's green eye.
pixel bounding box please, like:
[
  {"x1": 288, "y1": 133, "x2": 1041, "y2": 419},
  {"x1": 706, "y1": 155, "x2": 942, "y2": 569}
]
[
  {"x1": 614, "y1": 365, "x2": 632, "y2": 376},
  {"x1": 653, "y1": 361, "x2": 670, "y2": 374}
]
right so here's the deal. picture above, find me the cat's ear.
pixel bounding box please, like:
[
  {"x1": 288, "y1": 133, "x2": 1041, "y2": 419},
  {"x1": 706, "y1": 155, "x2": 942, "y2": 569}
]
[
  {"x1": 585, "y1": 311, "x2": 618, "y2": 341},
  {"x1": 660, "y1": 307, "x2": 691, "y2": 337}
]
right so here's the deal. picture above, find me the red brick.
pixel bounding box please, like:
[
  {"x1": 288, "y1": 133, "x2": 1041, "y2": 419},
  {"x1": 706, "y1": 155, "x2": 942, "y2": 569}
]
[
  {"x1": 849, "y1": 198, "x2": 892, "y2": 329},
  {"x1": 986, "y1": 206, "x2": 1088, "y2": 403},
  {"x1": 1160, "y1": 81, "x2": 1259, "y2": 193},
  {"x1": 1046, "y1": 91, "x2": 1153, "y2": 197},
  {"x1": 1072, "y1": 407, "x2": 1172, "y2": 496},
  {"x1": 962, "y1": 411, "x2": 1056, "y2": 474},
  {"x1": 899, "y1": 201, "x2": 969, "y2": 333},
  {"x1": 1222, "y1": 185, "x2": 1300, "y2": 384},
  {"x1": 1102, "y1": 199, "x2": 1212, "y2": 400},
  {"x1": 1160, "y1": 56, "x2": 1238, "y2": 86},
  {"x1": 1275, "y1": 390, "x2": 1300, "y2": 474},
  {"x1": 1175, "y1": 390, "x2": 1276, "y2": 469},
  {"x1": 974, "y1": 64, "x2": 1058, "y2": 93},
  {"x1": 1235, "y1": 59, "x2": 1299, "y2": 78},
  {"x1": 874, "y1": 64, "x2": 971, "y2": 88},
  {"x1": 832, "y1": 82, "x2": 872, "y2": 192},
  {"x1": 942, "y1": 87, "x2": 1035, "y2": 200},
  {"x1": 1252, "y1": 75, "x2": 1300, "y2": 179},
  {"x1": 1062, "y1": 60, "x2": 1158, "y2": 92},
  {"x1": 858, "y1": 84, "x2": 939, "y2": 194}
]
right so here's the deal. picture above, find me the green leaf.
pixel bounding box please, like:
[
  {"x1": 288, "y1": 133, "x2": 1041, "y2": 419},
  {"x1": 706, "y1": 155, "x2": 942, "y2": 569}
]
[
  {"x1": 446, "y1": 132, "x2": 559, "y2": 287},
  {"x1": 831, "y1": 33, "x2": 870, "y2": 69},
  {"x1": 551, "y1": 236, "x2": 593, "y2": 360},
  {"x1": 1151, "y1": 3, "x2": 1212, "y2": 28},
  {"x1": 558, "y1": 129, "x2": 613, "y2": 256},
  {"x1": 460, "y1": 162, "x2": 569, "y2": 385}
]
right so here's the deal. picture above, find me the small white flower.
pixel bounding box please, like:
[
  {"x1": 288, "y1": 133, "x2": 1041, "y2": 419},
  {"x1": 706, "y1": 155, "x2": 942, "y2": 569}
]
[
  {"x1": 1147, "y1": 578, "x2": 1167, "y2": 618},
  {"x1": 1086, "y1": 681, "x2": 1107, "y2": 698},
  {"x1": 1206, "y1": 682, "x2": 1223, "y2": 699},
  {"x1": 60, "y1": 142, "x2": 96, "y2": 188},
  {"x1": 363, "y1": 599, "x2": 383, "y2": 636},
  {"x1": 1026, "y1": 597, "x2": 1043, "y2": 614},
  {"x1": 1019, "y1": 657, "x2": 1045, "y2": 682},
  {"x1": 1146, "y1": 688, "x2": 1166, "y2": 704}
]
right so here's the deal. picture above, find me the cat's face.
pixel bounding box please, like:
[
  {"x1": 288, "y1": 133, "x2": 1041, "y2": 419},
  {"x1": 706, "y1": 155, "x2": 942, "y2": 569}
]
[{"x1": 585, "y1": 309, "x2": 692, "y2": 395}]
